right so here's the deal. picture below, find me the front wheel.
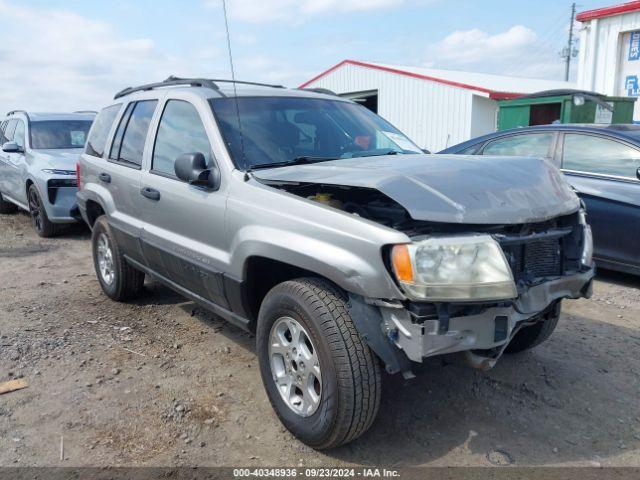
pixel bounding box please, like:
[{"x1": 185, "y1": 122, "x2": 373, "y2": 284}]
[
  {"x1": 28, "y1": 184, "x2": 57, "y2": 237},
  {"x1": 257, "y1": 278, "x2": 381, "y2": 449}
]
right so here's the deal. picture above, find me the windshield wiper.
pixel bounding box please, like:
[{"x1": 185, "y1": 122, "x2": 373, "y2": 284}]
[
  {"x1": 247, "y1": 156, "x2": 338, "y2": 171},
  {"x1": 349, "y1": 149, "x2": 404, "y2": 158}
]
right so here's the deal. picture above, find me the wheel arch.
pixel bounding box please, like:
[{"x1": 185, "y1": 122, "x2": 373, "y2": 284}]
[
  {"x1": 84, "y1": 199, "x2": 106, "y2": 228},
  {"x1": 240, "y1": 255, "x2": 338, "y2": 326}
]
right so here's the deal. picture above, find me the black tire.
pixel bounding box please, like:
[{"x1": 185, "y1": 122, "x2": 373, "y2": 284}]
[
  {"x1": 256, "y1": 277, "x2": 381, "y2": 450},
  {"x1": 0, "y1": 192, "x2": 18, "y2": 214},
  {"x1": 28, "y1": 184, "x2": 57, "y2": 237},
  {"x1": 91, "y1": 215, "x2": 144, "y2": 301},
  {"x1": 505, "y1": 301, "x2": 561, "y2": 354}
]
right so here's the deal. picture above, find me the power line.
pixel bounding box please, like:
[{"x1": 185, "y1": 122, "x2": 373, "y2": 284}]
[{"x1": 561, "y1": 2, "x2": 579, "y2": 81}]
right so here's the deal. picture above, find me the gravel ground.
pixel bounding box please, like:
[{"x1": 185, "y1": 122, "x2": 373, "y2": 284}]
[{"x1": 0, "y1": 211, "x2": 639, "y2": 468}]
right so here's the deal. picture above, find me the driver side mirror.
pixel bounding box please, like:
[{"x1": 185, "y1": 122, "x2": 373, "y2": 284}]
[
  {"x1": 174, "y1": 152, "x2": 220, "y2": 190},
  {"x1": 2, "y1": 141, "x2": 22, "y2": 153}
]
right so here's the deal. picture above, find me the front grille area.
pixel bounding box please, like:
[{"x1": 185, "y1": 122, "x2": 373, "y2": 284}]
[{"x1": 502, "y1": 238, "x2": 562, "y2": 283}]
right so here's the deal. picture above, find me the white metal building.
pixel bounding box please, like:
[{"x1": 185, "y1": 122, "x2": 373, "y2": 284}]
[
  {"x1": 577, "y1": 1, "x2": 640, "y2": 121},
  {"x1": 300, "y1": 60, "x2": 573, "y2": 151}
]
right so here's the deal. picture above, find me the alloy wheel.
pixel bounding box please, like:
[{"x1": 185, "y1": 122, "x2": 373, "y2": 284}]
[
  {"x1": 28, "y1": 188, "x2": 43, "y2": 232},
  {"x1": 268, "y1": 316, "x2": 322, "y2": 417},
  {"x1": 96, "y1": 233, "x2": 115, "y2": 286}
]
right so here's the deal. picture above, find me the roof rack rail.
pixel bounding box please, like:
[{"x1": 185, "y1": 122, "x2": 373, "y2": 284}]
[
  {"x1": 298, "y1": 87, "x2": 339, "y2": 96},
  {"x1": 6, "y1": 109, "x2": 29, "y2": 117},
  {"x1": 113, "y1": 76, "x2": 288, "y2": 100},
  {"x1": 209, "y1": 79, "x2": 286, "y2": 89},
  {"x1": 74, "y1": 110, "x2": 98, "y2": 114},
  {"x1": 114, "y1": 76, "x2": 223, "y2": 100},
  {"x1": 6, "y1": 110, "x2": 30, "y2": 122}
]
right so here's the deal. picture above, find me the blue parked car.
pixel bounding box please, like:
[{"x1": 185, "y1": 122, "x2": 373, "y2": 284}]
[{"x1": 440, "y1": 124, "x2": 640, "y2": 275}]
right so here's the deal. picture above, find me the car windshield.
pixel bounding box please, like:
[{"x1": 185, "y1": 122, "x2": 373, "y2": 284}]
[
  {"x1": 210, "y1": 97, "x2": 421, "y2": 170},
  {"x1": 30, "y1": 120, "x2": 93, "y2": 149}
]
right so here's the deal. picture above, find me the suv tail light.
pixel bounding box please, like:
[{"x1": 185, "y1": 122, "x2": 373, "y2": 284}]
[{"x1": 76, "y1": 162, "x2": 81, "y2": 190}]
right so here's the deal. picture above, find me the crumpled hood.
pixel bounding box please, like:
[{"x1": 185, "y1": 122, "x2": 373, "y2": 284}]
[
  {"x1": 253, "y1": 154, "x2": 580, "y2": 224},
  {"x1": 33, "y1": 149, "x2": 83, "y2": 170}
]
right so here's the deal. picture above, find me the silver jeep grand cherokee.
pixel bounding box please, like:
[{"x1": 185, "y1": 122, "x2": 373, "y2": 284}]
[{"x1": 76, "y1": 77, "x2": 595, "y2": 449}]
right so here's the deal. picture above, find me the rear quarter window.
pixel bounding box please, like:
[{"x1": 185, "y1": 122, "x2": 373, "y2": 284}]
[{"x1": 85, "y1": 104, "x2": 121, "y2": 158}]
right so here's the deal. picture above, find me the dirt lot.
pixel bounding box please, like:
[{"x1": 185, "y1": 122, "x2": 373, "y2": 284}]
[{"x1": 1, "y1": 211, "x2": 639, "y2": 468}]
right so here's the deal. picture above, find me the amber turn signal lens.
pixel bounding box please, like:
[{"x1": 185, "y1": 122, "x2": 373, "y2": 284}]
[{"x1": 391, "y1": 244, "x2": 414, "y2": 282}]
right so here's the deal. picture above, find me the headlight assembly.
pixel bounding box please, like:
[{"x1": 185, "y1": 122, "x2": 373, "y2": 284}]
[
  {"x1": 391, "y1": 235, "x2": 517, "y2": 302},
  {"x1": 579, "y1": 210, "x2": 593, "y2": 267}
]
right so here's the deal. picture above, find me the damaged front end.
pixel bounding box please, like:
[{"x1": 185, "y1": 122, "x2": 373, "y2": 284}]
[
  {"x1": 366, "y1": 211, "x2": 594, "y2": 375},
  {"x1": 254, "y1": 155, "x2": 595, "y2": 375}
]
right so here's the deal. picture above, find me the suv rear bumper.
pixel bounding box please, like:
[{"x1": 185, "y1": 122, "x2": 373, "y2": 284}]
[{"x1": 373, "y1": 267, "x2": 595, "y2": 366}]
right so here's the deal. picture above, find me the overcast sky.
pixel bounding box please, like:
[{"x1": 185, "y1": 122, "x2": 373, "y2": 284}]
[{"x1": 0, "y1": 0, "x2": 609, "y2": 113}]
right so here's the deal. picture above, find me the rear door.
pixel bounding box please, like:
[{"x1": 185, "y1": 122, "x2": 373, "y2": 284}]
[
  {"x1": 559, "y1": 132, "x2": 640, "y2": 272},
  {"x1": 83, "y1": 100, "x2": 158, "y2": 264},
  {"x1": 139, "y1": 97, "x2": 230, "y2": 308}
]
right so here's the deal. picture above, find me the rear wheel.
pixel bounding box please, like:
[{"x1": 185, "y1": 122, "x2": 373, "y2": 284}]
[
  {"x1": 0, "y1": 192, "x2": 18, "y2": 214},
  {"x1": 91, "y1": 216, "x2": 145, "y2": 301},
  {"x1": 257, "y1": 277, "x2": 381, "y2": 449},
  {"x1": 505, "y1": 301, "x2": 561, "y2": 354},
  {"x1": 28, "y1": 184, "x2": 57, "y2": 237}
]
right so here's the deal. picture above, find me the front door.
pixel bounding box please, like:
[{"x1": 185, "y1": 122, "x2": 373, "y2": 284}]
[
  {"x1": 0, "y1": 120, "x2": 18, "y2": 201},
  {"x1": 6, "y1": 119, "x2": 27, "y2": 203},
  {"x1": 139, "y1": 98, "x2": 229, "y2": 308},
  {"x1": 560, "y1": 132, "x2": 640, "y2": 272}
]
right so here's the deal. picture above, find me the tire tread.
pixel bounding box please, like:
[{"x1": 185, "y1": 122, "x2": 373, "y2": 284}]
[{"x1": 273, "y1": 278, "x2": 381, "y2": 449}]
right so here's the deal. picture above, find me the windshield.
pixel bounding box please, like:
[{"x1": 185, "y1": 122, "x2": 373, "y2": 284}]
[
  {"x1": 210, "y1": 97, "x2": 421, "y2": 170},
  {"x1": 30, "y1": 120, "x2": 93, "y2": 149}
]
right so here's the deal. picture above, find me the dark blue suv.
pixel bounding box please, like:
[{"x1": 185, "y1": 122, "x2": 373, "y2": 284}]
[{"x1": 441, "y1": 124, "x2": 640, "y2": 275}]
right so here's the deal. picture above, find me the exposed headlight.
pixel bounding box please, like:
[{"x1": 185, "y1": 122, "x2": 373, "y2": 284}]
[
  {"x1": 579, "y1": 210, "x2": 593, "y2": 267},
  {"x1": 41, "y1": 169, "x2": 76, "y2": 175},
  {"x1": 391, "y1": 235, "x2": 517, "y2": 302}
]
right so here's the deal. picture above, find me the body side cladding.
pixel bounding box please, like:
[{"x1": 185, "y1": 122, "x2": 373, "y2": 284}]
[
  {"x1": 222, "y1": 275, "x2": 254, "y2": 329},
  {"x1": 124, "y1": 256, "x2": 252, "y2": 332},
  {"x1": 109, "y1": 222, "x2": 145, "y2": 265}
]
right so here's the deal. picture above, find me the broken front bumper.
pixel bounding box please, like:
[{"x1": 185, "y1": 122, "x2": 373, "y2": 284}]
[{"x1": 377, "y1": 267, "x2": 594, "y2": 365}]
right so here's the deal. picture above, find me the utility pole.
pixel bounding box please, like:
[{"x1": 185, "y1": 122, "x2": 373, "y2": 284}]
[{"x1": 562, "y1": 2, "x2": 578, "y2": 81}]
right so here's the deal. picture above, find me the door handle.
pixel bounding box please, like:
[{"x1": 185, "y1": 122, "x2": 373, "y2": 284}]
[
  {"x1": 98, "y1": 172, "x2": 111, "y2": 183},
  {"x1": 140, "y1": 187, "x2": 160, "y2": 201}
]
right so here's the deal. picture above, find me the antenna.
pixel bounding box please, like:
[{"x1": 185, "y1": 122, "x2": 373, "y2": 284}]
[{"x1": 221, "y1": 0, "x2": 248, "y2": 171}]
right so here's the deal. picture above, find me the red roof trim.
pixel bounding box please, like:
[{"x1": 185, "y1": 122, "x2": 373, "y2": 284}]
[
  {"x1": 299, "y1": 59, "x2": 524, "y2": 98},
  {"x1": 576, "y1": 1, "x2": 640, "y2": 22}
]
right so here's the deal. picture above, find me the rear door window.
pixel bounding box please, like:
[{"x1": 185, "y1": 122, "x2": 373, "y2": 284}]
[
  {"x1": 152, "y1": 100, "x2": 213, "y2": 178},
  {"x1": 482, "y1": 133, "x2": 554, "y2": 158},
  {"x1": 85, "y1": 104, "x2": 121, "y2": 157},
  {"x1": 109, "y1": 100, "x2": 157, "y2": 167},
  {"x1": 562, "y1": 133, "x2": 640, "y2": 179}
]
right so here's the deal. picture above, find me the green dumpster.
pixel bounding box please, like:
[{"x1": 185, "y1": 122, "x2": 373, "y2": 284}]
[{"x1": 497, "y1": 90, "x2": 636, "y2": 130}]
